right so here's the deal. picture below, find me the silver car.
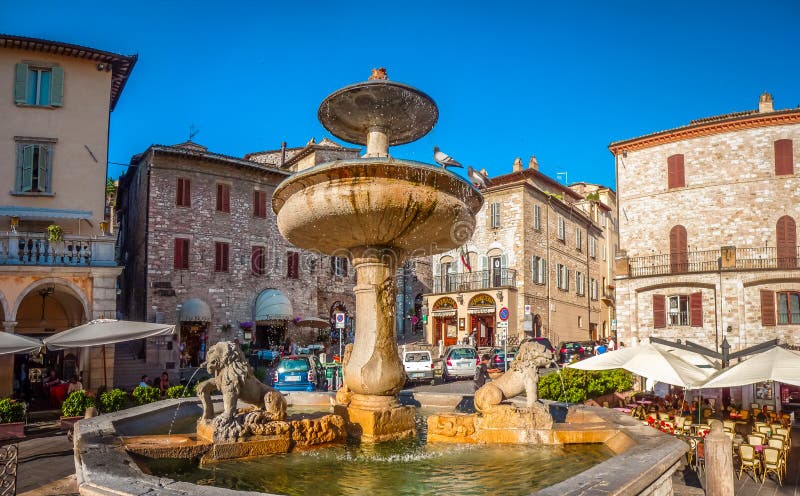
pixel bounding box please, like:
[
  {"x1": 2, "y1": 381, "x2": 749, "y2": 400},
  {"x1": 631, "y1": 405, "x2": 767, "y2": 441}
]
[{"x1": 442, "y1": 346, "x2": 478, "y2": 381}]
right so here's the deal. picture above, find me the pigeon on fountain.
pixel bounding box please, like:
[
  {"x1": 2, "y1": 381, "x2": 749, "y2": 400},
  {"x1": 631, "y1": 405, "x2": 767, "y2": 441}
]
[
  {"x1": 433, "y1": 146, "x2": 463, "y2": 170},
  {"x1": 468, "y1": 166, "x2": 491, "y2": 189}
]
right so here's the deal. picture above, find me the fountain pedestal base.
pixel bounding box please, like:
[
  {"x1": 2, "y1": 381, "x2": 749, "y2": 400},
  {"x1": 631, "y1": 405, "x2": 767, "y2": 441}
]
[
  {"x1": 428, "y1": 403, "x2": 555, "y2": 444},
  {"x1": 335, "y1": 399, "x2": 416, "y2": 443}
]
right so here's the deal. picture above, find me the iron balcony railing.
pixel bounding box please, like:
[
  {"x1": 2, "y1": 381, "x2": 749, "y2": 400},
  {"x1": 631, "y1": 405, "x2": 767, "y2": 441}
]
[
  {"x1": 433, "y1": 268, "x2": 517, "y2": 293},
  {"x1": 0, "y1": 231, "x2": 117, "y2": 267},
  {"x1": 626, "y1": 245, "x2": 800, "y2": 278}
]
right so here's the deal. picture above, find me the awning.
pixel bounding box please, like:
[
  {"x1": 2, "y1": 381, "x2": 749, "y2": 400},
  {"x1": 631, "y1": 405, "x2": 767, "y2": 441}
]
[
  {"x1": 179, "y1": 298, "x2": 212, "y2": 322},
  {"x1": 468, "y1": 306, "x2": 495, "y2": 315},
  {"x1": 0, "y1": 205, "x2": 92, "y2": 220},
  {"x1": 0, "y1": 332, "x2": 40, "y2": 355},
  {"x1": 431, "y1": 309, "x2": 457, "y2": 317},
  {"x1": 254, "y1": 289, "x2": 293, "y2": 322},
  {"x1": 42, "y1": 319, "x2": 175, "y2": 350}
]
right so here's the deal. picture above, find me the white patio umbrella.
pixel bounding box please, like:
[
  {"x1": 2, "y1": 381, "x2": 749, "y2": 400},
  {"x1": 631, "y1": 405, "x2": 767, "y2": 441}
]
[
  {"x1": 0, "y1": 332, "x2": 41, "y2": 355},
  {"x1": 569, "y1": 343, "x2": 714, "y2": 388},
  {"x1": 700, "y1": 346, "x2": 800, "y2": 388}
]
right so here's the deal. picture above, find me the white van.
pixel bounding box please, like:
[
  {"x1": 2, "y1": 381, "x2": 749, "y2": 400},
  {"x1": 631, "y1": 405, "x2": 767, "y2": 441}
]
[{"x1": 403, "y1": 350, "x2": 435, "y2": 385}]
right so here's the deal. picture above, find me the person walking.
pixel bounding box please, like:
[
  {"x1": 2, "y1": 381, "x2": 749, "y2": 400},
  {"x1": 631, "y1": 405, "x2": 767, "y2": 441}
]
[{"x1": 474, "y1": 354, "x2": 491, "y2": 391}]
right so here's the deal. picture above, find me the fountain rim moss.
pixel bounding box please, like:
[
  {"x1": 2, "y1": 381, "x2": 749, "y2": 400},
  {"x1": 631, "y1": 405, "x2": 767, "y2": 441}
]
[{"x1": 271, "y1": 157, "x2": 484, "y2": 216}]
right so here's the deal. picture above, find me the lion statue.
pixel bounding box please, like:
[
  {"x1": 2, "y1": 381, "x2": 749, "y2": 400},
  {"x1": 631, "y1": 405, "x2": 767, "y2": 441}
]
[
  {"x1": 197, "y1": 341, "x2": 287, "y2": 429},
  {"x1": 474, "y1": 339, "x2": 554, "y2": 413}
]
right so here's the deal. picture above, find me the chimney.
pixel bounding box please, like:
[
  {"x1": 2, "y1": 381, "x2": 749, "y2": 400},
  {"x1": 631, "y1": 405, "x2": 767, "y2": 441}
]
[
  {"x1": 528, "y1": 155, "x2": 539, "y2": 170},
  {"x1": 759, "y1": 92, "x2": 774, "y2": 113},
  {"x1": 513, "y1": 157, "x2": 523, "y2": 172}
]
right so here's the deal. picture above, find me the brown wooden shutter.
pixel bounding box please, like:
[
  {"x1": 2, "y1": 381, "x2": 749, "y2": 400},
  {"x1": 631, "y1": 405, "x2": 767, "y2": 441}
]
[
  {"x1": 216, "y1": 184, "x2": 223, "y2": 211},
  {"x1": 670, "y1": 225, "x2": 688, "y2": 273},
  {"x1": 775, "y1": 139, "x2": 794, "y2": 176},
  {"x1": 689, "y1": 292, "x2": 703, "y2": 327},
  {"x1": 222, "y1": 243, "x2": 229, "y2": 271},
  {"x1": 653, "y1": 294, "x2": 666, "y2": 328},
  {"x1": 182, "y1": 179, "x2": 191, "y2": 207},
  {"x1": 176, "y1": 179, "x2": 183, "y2": 206},
  {"x1": 667, "y1": 154, "x2": 685, "y2": 189},
  {"x1": 761, "y1": 290, "x2": 776, "y2": 326},
  {"x1": 777, "y1": 215, "x2": 797, "y2": 269},
  {"x1": 174, "y1": 238, "x2": 183, "y2": 269}
]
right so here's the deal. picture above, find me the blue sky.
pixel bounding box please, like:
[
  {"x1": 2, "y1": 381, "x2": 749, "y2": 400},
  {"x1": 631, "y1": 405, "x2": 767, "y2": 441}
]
[{"x1": 3, "y1": 1, "x2": 799, "y2": 188}]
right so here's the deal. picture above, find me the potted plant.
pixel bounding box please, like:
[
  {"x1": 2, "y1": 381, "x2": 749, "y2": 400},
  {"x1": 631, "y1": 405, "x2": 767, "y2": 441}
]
[
  {"x1": 61, "y1": 390, "x2": 96, "y2": 430},
  {"x1": 47, "y1": 224, "x2": 64, "y2": 243},
  {"x1": 0, "y1": 398, "x2": 26, "y2": 440}
]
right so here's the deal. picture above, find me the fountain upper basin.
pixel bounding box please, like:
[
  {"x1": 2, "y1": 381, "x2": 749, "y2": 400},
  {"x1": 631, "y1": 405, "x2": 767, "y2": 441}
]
[{"x1": 272, "y1": 157, "x2": 483, "y2": 257}]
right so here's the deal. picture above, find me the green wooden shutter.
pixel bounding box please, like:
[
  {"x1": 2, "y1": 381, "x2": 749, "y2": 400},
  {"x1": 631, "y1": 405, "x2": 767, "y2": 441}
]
[
  {"x1": 50, "y1": 67, "x2": 64, "y2": 106},
  {"x1": 14, "y1": 64, "x2": 28, "y2": 104},
  {"x1": 21, "y1": 145, "x2": 34, "y2": 192},
  {"x1": 38, "y1": 145, "x2": 49, "y2": 192}
]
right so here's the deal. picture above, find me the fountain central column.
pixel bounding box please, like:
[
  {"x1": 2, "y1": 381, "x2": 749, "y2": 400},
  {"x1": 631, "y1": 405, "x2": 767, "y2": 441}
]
[{"x1": 336, "y1": 246, "x2": 416, "y2": 441}]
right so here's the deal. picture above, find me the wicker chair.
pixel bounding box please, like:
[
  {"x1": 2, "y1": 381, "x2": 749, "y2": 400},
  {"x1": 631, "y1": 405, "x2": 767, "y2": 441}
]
[
  {"x1": 757, "y1": 425, "x2": 772, "y2": 436},
  {"x1": 762, "y1": 447, "x2": 782, "y2": 485},
  {"x1": 737, "y1": 444, "x2": 761, "y2": 481},
  {"x1": 722, "y1": 420, "x2": 735, "y2": 432},
  {"x1": 748, "y1": 434, "x2": 765, "y2": 446},
  {"x1": 683, "y1": 418, "x2": 693, "y2": 433}
]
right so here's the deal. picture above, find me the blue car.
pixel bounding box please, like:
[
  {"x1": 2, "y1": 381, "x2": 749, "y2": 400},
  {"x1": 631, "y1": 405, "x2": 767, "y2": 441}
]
[{"x1": 272, "y1": 355, "x2": 326, "y2": 392}]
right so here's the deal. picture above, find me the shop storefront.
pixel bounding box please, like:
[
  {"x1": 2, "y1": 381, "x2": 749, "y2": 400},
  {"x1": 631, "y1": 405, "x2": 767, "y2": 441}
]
[
  {"x1": 178, "y1": 298, "x2": 211, "y2": 367},
  {"x1": 468, "y1": 293, "x2": 497, "y2": 347},
  {"x1": 431, "y1": 297, "x2": 458, "y2": 347},
  {"x1": 253, "y1": 289, "x2": 293, "y2": 350}
]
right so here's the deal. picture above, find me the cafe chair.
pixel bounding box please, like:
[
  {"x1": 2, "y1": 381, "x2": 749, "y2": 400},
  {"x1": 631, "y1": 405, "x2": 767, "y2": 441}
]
[
  {"x1": 747, "y1": 434, "x2": 764, "y2": 447},
  {"x1": 737, "y1": 444, "x2": 761, "y2": 481},
  {"x1": 757, "y1": 425, "x2": 771, "y2": 436},
  {"x1": 722, "y1": 420, "x2": 735, "y2": 432},
  {"x1": 761, "y1": 447, "x2": 782, "y2": 485}
]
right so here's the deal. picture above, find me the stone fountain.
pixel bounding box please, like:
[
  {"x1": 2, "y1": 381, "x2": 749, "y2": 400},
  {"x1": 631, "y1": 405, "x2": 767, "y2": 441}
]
[{"x1": 272, "y1": 69, "x2": 483, "y2": 441}]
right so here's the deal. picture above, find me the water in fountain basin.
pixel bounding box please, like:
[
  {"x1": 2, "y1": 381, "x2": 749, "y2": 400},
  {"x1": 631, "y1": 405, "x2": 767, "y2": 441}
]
[{"x1": 167, "y1": 367, "x2": 205, "y2": 436}]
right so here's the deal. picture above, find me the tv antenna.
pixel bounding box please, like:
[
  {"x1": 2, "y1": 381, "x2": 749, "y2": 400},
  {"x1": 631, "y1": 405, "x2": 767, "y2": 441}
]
[
  {"x1": 556, "y1": 171, "x2": 568, "y2": 184},
  {"x1": 189, "y1": 124, "x2": 200, "y2": 141}
]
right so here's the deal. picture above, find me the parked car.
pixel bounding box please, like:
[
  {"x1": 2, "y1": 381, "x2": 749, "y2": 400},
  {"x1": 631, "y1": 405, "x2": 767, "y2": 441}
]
[
  {"x1": 559, "y1": 342, "x2": 586, "y2": 364},
  {"x1": 442, "y1": 346, "x2": 478, "y2": 381},
  {"x1": 403, "y1": 350, "x2": 435, "y2": 385},
  {"x1": 273, "y1": 355, "x2": 327, "y2": 392},
  {"x1": 491, "y1": 347, "x2": 518, "y2": 370}
]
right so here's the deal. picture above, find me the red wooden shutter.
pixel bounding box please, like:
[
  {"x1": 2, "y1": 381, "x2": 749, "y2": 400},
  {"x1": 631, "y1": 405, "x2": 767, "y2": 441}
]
[
  {"x1": 179, "y1": 178, "x2": 191, "y2": 207},
  {"x1": 667, "y1": 154, "x2": 685, "y2": 189},
  {"x1": 224, "y1": 185, "x2": 230, "y2": 212},
  {"x1": 253, "y1": 190, "x2": 259, "y2": 216},
  {"x1": 174, "y1": 238, "x2": 183, "y2": 269},
  {"x1": 689, "y1": 292, "x2": 703, "y2": 327},
  {"x1": 653, "y1": 294, "x2": 666, "y2": 328},
  {"x1": 775, "y1": 139, "x2": 793, "y2": 176},
  {"x1": 222, "y1": 243, "x2": 229, "y2": 272},
  {"x1": 254, "y1": 190, "x2": 266, "y2": 217},
  {"x1": 670, "y1": 225, "x2": 688, "y2": 273},
  {"x1": 216, "y1": 184, "x2": 223, "y2": 211},
  {"x1": 176, "y1": 179, "x2": 183, "y2": 206},
  {"x1": 214, "y1": 243, "x2": 221, "y2": 271},
  {"x1": 777, "y1": 215, "x2": 797, "y2": 269},
  {"x1": 761, "y1": 290, "x2": 776, "y2": 326}
]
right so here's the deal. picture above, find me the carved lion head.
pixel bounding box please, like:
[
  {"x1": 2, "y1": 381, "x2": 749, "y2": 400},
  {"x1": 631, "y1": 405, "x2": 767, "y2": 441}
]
[{"x1": 203, "y1": 341, "x2": 245, "y2": 376}]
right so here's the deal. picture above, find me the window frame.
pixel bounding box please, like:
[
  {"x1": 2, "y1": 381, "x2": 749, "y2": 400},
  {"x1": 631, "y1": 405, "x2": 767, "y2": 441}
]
[
  {"x1": 533, "y1": 204, "x2": 541, "y2": 230},
  {"x1": 216, "y1": 183, "x2": 231, "y2": 213},
  {"x1": 490, "y1": 202, "x2": 501, "y2": 229},
  {"x1": 214, "y1": 242, "x2": 230, "y2": 272},
  {"x1": 176, "y1": 177, "x2": 191, "y2": 207},
  {"x1": 253, "y1": 189, "x2": 267, "y2": 218},
  {"x1": 777, "y1": 291, "x2": 800, "y2": 325},
  {"x1": 251, "y1": 246, "x2": 266, "y2": 276},
  {"x1": 667, "y1": 295, "x2": 690, "y2": 326},
  {"x1": 332, "y1": 256, "x2": 348, "y2": 277},
  {"x1": 14, "y1": 138, "x2": 55, "y2": 194},
  {"x1": 557, "y1": 216, "x2": 566, "y2": 241},
  {"x1": 576, "y1": 227, "x2": 583, "y2": 251},
  {"x1": 15, "y1": 63, "x2": 63, "y2": 108},
  {"x1": 589, "y1": 236, "x2": 597, "y2": 259},
  {"x1": 173, "y1": 238, "x2": 190, "y2": 270},
  {"x1": 287, "y1": 251, "x2": 300, "y2": 279}
]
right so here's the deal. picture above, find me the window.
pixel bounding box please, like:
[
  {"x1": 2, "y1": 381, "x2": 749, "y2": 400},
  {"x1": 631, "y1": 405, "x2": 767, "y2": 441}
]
[
  {"x1": 490, "y1": 202, "x2": 501, "y2": 228},
  {"x1": 777, "y1": 216, "x2": 797, "y2": 269},
  {"x1": 578, "y1": 316, "x2": 583, "y2": 328},
  {"x1": 14, "y1": 64, "x2": 63, "y2": 107},
  {"x1": 669, "y1": 225, "x2": 688, "y2": 274},
  {"x1": 533, "y1": 204, "x2": 541, "y2": 230},
  {"x1": 251, "y1": 246, "x2": 266, "y2": 275},
  {"x1": 287, "y1": 252, "x2": 299, "y2": 279},
  {"x1": 254, "y1": 189, "x2": 267, "y2": 218},
  {"x1": 667, "y1": 154, "x2": 685, "y2": 189},
  {"x1": 576, "y1": 228, "x2": 583, "y2": 251},
  {"x1": 531, "y1": 256, "x2": 546, "y2": 285},
  {"x1": 556, "y1": 264, "x2": 569, "y2": 291},
  {"x1": 575, "y1": 272, "x2": 585, "y2": 295},
  {"x1": 777, "y1": 292, "x2": 800, "y2": 324},
  {"x1": 176, "y1": 178, "x2": 191, "y2": 207},
  {"x1": 775, "y1": 139, "x2": 794, "y2": 176},
  {"x1": 589, "y1": 237, "x2": 597, "y2": 259},
  {"x1": 557, "y1": 216, "x2": 566, "y2": 241},
  {"x1": 668, "y1": 295, "x2": 689, "y2": 326},
  {"x1": 591, "y1": 278, "x2": 599, "y2": 300},
  {"x1": 173, "y1": 238, "x2": 190, "y2": 270},
  {"x1": 15, "y1": 140, "x2": 53, "y2": 193},
  {"x1": 216, "y1": 183, "x2": 230, "y2": 213},
  {"x1": 331, "y1": 256, "x2": 348, "y2": 277},
  {"x1": 601, "y1": 243, "x2": 607, "y2": 261},
  {"x1": 214, "y1": 242, "x2": 229, "y2": 272}
]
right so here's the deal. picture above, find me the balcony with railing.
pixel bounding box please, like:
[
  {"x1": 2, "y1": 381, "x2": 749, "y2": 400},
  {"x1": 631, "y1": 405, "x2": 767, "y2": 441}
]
[
  {"x1": 621, "y1": 245, "x2": 800, "y2": 278},
  {"x1": 0, "y1": 231, "x2": 117, "y2": 267},
  {"x1": 432, "y1": 268, "x2": 516, "y2": 293}
]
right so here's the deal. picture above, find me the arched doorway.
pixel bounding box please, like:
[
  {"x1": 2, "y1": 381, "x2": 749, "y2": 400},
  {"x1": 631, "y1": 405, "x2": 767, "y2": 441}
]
[
  {"x1": 468, "y1": 293, "x2": 496, "y2": 347},
  {"x1": 431, "y1": 297, "x2": 458, "y2": 346},
  {"x1": 13, "y1": 280, "x2": 87, "y2": 407},
  {"x1": 177, "y1": 298, "x2": 211, "y2": 367},
  {"x1": 777, "y1": 215, "x2": 797, "y2": 269},
  {"x1": 254, "y1": 289, "x2": 292, "y2": 350}
]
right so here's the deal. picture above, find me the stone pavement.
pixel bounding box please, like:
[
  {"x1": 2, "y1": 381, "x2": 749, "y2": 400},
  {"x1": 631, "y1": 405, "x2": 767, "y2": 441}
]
[
  {"x1": 731, "y1": 425, "x2": 799, "y2": 496},
  {"x1": 14, "y1": 430, "x2": 76, "y2": 495}
]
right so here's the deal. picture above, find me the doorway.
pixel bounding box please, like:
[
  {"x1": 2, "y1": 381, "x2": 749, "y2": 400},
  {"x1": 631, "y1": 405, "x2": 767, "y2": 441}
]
[
  {"x1": 434, "y1": 317, "x2": 458, "y2": 347},
  {"x1": 470, "y1": 314, "x2": 495, "y2": 347}
]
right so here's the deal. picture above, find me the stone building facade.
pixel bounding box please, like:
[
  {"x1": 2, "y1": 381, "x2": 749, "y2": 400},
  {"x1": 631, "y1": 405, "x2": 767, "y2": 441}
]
[
  {"x1": 423, "y1": 157, "x2": 615, "y2": 349},
  {"x1": 115, "y1": 140, "x2": 358, "y2": 386},
  {"x1": 611, "y1": 93, "x2": 800, "y2": 354},
  {"x1": 0, "y1": 35, "x2": 136, "y2": 396}
]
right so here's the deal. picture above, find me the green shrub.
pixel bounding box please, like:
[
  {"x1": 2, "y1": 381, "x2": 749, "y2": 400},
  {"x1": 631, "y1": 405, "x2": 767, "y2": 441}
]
[
  {"x1": 62, "y1": 390, "x2": 96, "y2": 417},
  {"x1": 0, "y1": 398, "x2": 26, "y2": 423},
  {"x1": 132, "y1": 386, "x2": 162, "y2": 405},
  {"x1": 538, "y1": 368, "x2": 633, "y2": 404},
  {"x1": 166, "y1": 384, "x2": 197, "y2": 399},
  {"x1": 99, "y1": 388, "x2": 129, "y2": 413}
]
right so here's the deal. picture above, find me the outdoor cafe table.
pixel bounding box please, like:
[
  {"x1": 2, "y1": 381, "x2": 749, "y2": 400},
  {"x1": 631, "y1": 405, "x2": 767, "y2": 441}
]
[
  {"x1": 613, "y1": 407, "x2": 632, "y2": 414},
  {"x1": 49, "y1": 382, "x2": 69, "y2": 406}
]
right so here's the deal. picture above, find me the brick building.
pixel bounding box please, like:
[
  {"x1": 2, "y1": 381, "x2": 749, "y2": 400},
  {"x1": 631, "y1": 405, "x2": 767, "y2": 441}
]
[
  {"x1": 423, "y1": 157, "x2": 616, "y2": 349},
  {"x1": 611, "y1": 93, "x2": 800, "y2": 358},
  {"x1": 115, "y1": 139, "x2": 358, "y2": 385}
]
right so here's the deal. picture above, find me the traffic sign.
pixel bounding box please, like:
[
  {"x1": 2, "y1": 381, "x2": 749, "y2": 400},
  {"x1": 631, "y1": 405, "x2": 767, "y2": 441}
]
[
  {"x1": 498, "y1": 307, "x2": 509, "y2": 321},
  {"x1": 496, "y1": 321, "x2": 509, "y2": 329},
  {"x1": 335, "y1": 312, "x2": 346, "y2": 329},
  {"x1": 524, "y1": 304, "x2": 531, "y2": 314}
]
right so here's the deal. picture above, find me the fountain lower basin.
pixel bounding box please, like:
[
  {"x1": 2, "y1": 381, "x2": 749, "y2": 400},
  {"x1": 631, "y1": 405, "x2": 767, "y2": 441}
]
[{"x1": 74, "y1": 394, "x2": 688, "y2": 496}]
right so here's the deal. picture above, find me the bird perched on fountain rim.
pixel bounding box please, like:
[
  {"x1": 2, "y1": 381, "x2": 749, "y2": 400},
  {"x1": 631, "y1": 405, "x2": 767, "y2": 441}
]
[
  {"x1": 433, "y1": 146, "x2": 463, "y2": 170},
  {"x1": 467, "y1": 166, "x2": 491, "y2": 189}
]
